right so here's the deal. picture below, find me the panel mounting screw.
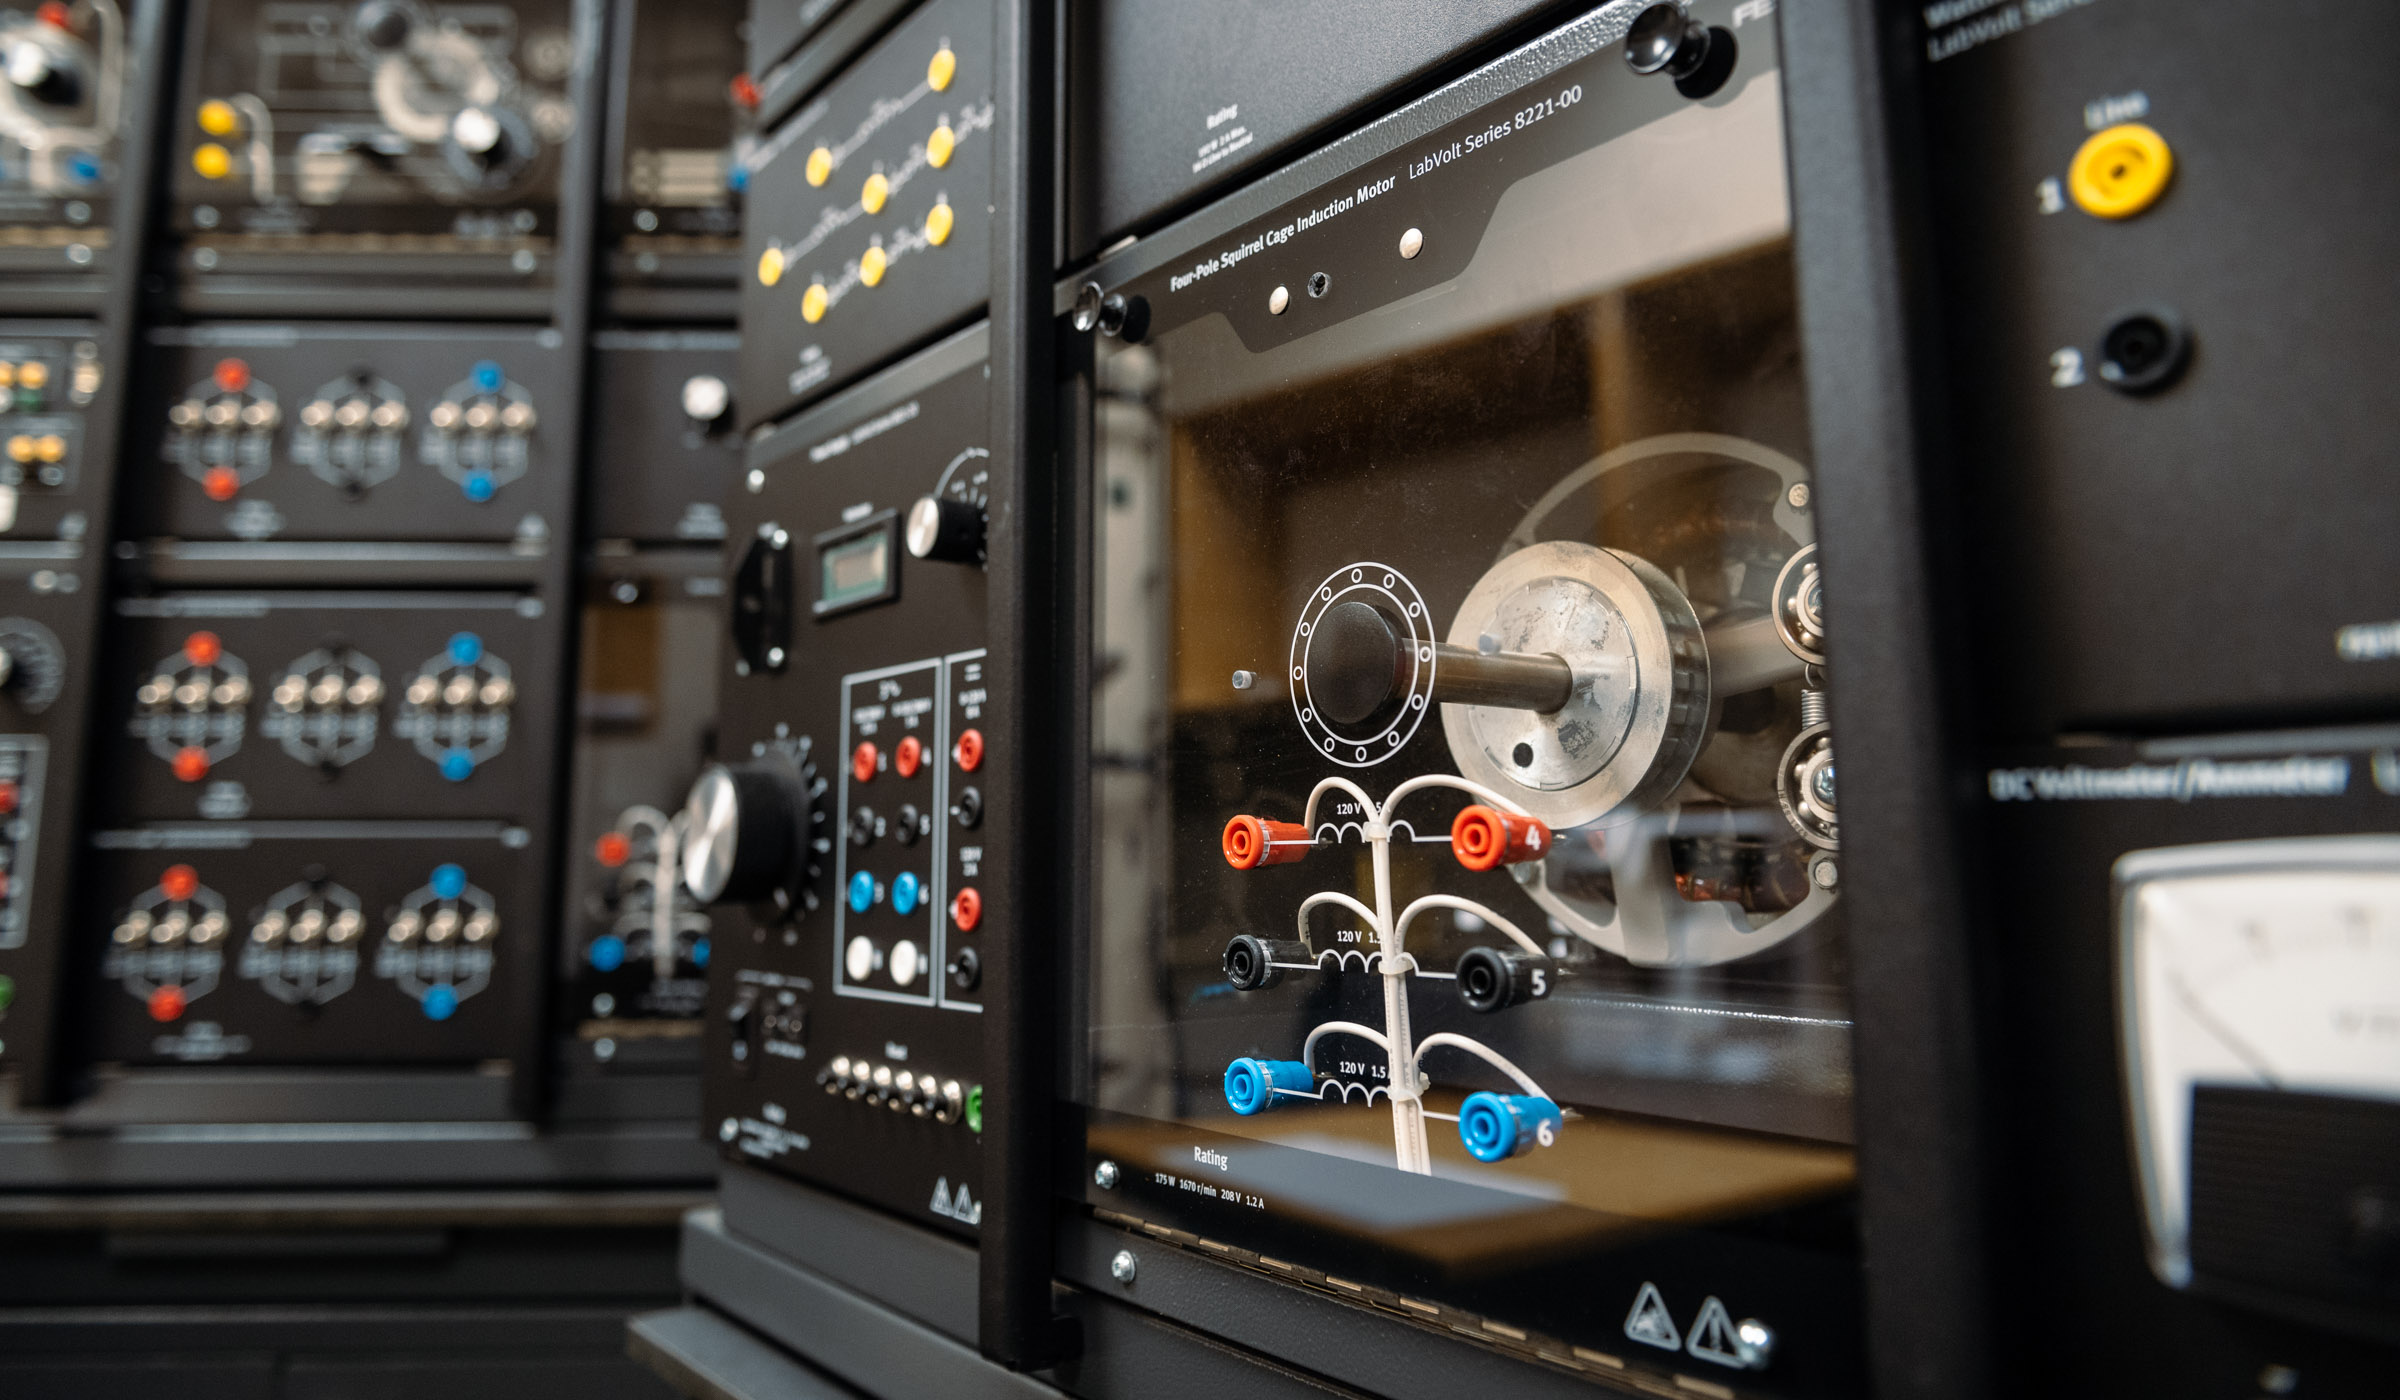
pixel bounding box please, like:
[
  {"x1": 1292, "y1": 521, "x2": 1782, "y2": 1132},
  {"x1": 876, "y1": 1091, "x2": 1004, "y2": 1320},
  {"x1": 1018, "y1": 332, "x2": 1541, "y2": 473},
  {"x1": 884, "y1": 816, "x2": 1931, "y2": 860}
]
[
  {"x1": 1230, "y1": 670, "x2": 1255, "y2": 691},
  {"x1": 1736, "y1": 1318, "x2": 1775, "y2": 1368},
  {"x1": 718, "y1": 1117, "x2": 739, "y2": 1142},
  {"x1": 1786, "y1": 482, "x2": 1810, "y2": 509},
  {"x1": 1109, "y1": 1249, "x2": 1138, "y2": 1284},
  {"x1": 1268, "y1": 285, "x2": 1290, "y2": 315},
  {"x1": 1094, "y1": 1159, "x2": 1120, "y2": 1189},
  {"x1": 1399, "y1": 227, "x2": 1423, "y2": 259}
]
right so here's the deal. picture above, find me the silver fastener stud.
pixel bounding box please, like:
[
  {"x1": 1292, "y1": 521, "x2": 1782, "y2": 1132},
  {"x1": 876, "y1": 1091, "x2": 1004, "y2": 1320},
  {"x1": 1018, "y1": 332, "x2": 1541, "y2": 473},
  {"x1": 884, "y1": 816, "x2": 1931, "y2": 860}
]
[
  {"x1": 1109, "y1": 1249, "x2": 1138, "y2": 1284},
  {"x1": 718, "y1": 1117, "x2": 739, "y2": 1142},
  {"x1": 1736, "y1": 1319, "x2": 1775, "y2": 1368},
  {"x1": 1787, "y1": 481, "x2": 1811, "y2": 509},
  {"x1": 1229, "y1": 671, "x2": 1255, "y2": 691},
  {"x1": 1399, "y1": 227, "x2": 1423, "y2": 259},
  {"x1": 1268, "y1": 285, "x2": 1290, "y2": 315},
  {"x1": 1094, "y1": 1159, "x2": 1120, "y2": 1189}
]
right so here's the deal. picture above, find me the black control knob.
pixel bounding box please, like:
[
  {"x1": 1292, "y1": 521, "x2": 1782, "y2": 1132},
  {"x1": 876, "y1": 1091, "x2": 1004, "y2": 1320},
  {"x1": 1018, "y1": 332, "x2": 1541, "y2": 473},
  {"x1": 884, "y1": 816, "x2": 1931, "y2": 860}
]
[
  {"x1": 681, "y1": 374, "x2": 732, "y2": 429},
  {"x1": 6, "y1": 41, "x2": 81, "y2": 108},
  {"x1": 1623, "y1": 2, "x2": 1734, "y2": 99},
  {"x1": 354, "y1": 0, "x2": 414, "y2": 52},
  {"x1": 682, "y1": 761, "x2": 804, "y2": 904},
  {"x1": 451, "y1": 106, "x2": 510, "y2": 166},
  {"x1": 905, "y1": 495, "x2": 985, "y2": 564}
]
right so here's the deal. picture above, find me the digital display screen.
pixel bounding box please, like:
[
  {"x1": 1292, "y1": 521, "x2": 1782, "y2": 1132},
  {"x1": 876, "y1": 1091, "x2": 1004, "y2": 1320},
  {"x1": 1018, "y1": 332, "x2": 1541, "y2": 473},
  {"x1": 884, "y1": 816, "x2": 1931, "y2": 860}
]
[{"x1": 816, "y1": 524, "x2": 893, "y2": 614}]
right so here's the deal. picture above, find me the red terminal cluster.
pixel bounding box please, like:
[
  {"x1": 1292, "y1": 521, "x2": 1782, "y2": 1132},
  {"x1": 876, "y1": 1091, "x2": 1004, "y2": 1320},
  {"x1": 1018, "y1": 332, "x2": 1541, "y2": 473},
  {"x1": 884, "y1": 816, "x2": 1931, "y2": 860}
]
[
  {"x1": 1450, "y1": 805, "x2": 1551, "y2": 871},
  {"x1": 729, "y1": 73, "x2": 761, "y2": 109},
  {"x1": 0, "y1": 779, "x2": 19, "y2": 814},
  {"x1": 593, "y1": 832, "x2": 632, "y2": 868},
  {"x1": 183, "y1": 630, "x2": 222, "y2": 666},
  {"x1": 1221, "y1": 814, "x2": 1310, "y2": 871},
  {"x1": 949, "y1": 886, "x2": 981, "y2": 932},
  {"x1": 36, "y1": 2, "x2": 71, "y2": 31},
  {"x1": 147, "y1": 986, "x2": 186, "y2": 1022},
  {"x1": 952, "y1": 727, "x2": 983, "y2": 773},
  {"x1": 894, "y1": 733, "x2": 924, "y2": 778},
  {"x1": 202, "y1": 466, "x2": 240, "y2": 501},
  {"x1": 851, "y1": 740, "x2": 878, "y2": 784},
  {"x1": 211, "y1": 357, "x2": 250, "y2": 394},
  {"x1": 172, "y1": 746, "x2": 210, "y2": 783}
]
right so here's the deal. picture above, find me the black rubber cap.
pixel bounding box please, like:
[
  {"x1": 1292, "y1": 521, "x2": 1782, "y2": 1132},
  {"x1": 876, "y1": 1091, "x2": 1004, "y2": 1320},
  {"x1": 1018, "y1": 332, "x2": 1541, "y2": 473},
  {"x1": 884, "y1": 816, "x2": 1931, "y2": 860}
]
[
  {"x1": 1308, "y1": 600, "x2": 1405, "y2": 726},
  {"x1": 355, "y1": 0, "x2": 413, "y2": 50}
]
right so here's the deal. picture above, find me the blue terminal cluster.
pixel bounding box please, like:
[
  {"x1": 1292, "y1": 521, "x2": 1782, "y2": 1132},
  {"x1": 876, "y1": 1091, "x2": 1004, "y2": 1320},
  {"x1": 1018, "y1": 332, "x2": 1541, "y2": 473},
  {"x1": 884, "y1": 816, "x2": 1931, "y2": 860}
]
[
  {"x1": 430, "y1": 863, "x2": 468, "y2": 900},
  {"x1": 891, "y1": 871, "x2": 921, "y2": 916},
  {"x1": 421, "y1": 984, "x2": 459, "y2": 1021},
  {"x1": 587, "y1": 934, "x2": 626, "y2": 972},
  {"x1": 461, "y1": 469, "x2": 496, "y2": 501},
  {"x1": 471, "y1": 360, "x2": 505, "y2": 393},
  {"x1": 1222, "y1": 1057, "x2": 1313, "y2": 1116},
  {"x1": 1456, "y1": 1091, "x2": 1564, "y2": 1163},
  {"x1": 448, "y1": 632, "x2": 483, "y2": 665},
  {"x1": 847, "y1": 869, "x2": 875, "y2": 913}
]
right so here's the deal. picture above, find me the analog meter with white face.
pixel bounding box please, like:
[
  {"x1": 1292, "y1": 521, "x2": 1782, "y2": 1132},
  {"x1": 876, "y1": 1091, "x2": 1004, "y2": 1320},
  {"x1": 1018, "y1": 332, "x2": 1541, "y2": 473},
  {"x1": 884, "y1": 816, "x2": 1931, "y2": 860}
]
[{"x1": 2117, "y1": 836, "x2": 2400, "y2": 1288}]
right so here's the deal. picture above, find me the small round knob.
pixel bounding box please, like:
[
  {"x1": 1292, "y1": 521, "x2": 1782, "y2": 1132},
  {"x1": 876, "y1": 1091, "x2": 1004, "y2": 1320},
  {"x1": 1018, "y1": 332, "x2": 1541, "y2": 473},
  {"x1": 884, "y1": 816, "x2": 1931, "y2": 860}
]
[
  {"x1": 452, "y1": 107, "x2": 507, "y2": 163},
  {"x1": 1625, "y1": 3, "x2": 1711, "y2": 77},
  {"x1": 681, "y1": 374, "x2": 731, "y2": 426},
  {"x1": 6, "y1": 41, "x2": 80, "y2": 107},
  {"x1": 905, "y1": 495, "x2": 984, "y2": 564},
  {"x1": 355, "y1": 0, "x2": 413, "y2": 51},
  {"x1": 681, "y1": 762, "x2": 801, "y2": 904}
]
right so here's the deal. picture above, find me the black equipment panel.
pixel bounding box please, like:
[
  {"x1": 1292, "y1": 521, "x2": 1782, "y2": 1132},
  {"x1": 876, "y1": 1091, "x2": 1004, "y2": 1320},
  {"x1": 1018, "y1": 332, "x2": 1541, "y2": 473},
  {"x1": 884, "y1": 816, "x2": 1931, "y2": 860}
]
[
  {"x1": 0, "y1": 565, "x2": 82, "y2": 1088},
  {"x1": 0, "y1": 0, "x2": 127, "y2": 287},
  {"x1": 0, "y1": 316, "x2": 129, "y2": 1098},
  {"x1": 586, "y1": 329, "x2": 740, "y2": 543},
  {"x1": 698, "y1": 322, "x2": 994, "y2": 1236},
  {"x1": 1068, "y1": 3, "x2": 1862, "y2": 1395},
  {"x1": 748, "y1": 0, "x2": 847, "y2": 84},
  {"x1": 739, "y1": 0, "x2": 991, "y2": 427},
  {"x1": 94, "y1": 592, "x2": 557, "y2": 823},
  {"x1": 167, "y1": 0, "x2": 581, "y2": 246},
  {"x1": 607, "y1": 0, "x2": 746, "y2": 246},
  {"x1": 79, "y1": 821, "x2": 543, "y2": 1063},
  {"x1": 127, "y1": 324, "x2": 577, "y2": 543},
  {"x1": 1967, "y1": 744, "x2": 2400, "y2": 1396},
  {"x1": 1901, "y1": 3, "x2": 2400, "y2": 1394},
  {"x1": 1918, "y1": 0, "x2": 2400, "y2": 736},
  {"x1": 558, "y1": 548, "x2": 723, "y2": 1061},
  {"x1": 604, "y1": 0, "x2": 747, "y2": 313},
  {"x1": 1066, "y1": 0, "x2": 1561, "y2": 256},
  {"x1": 0, "y1": 326, "x2": 102, "y2": 536}
]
